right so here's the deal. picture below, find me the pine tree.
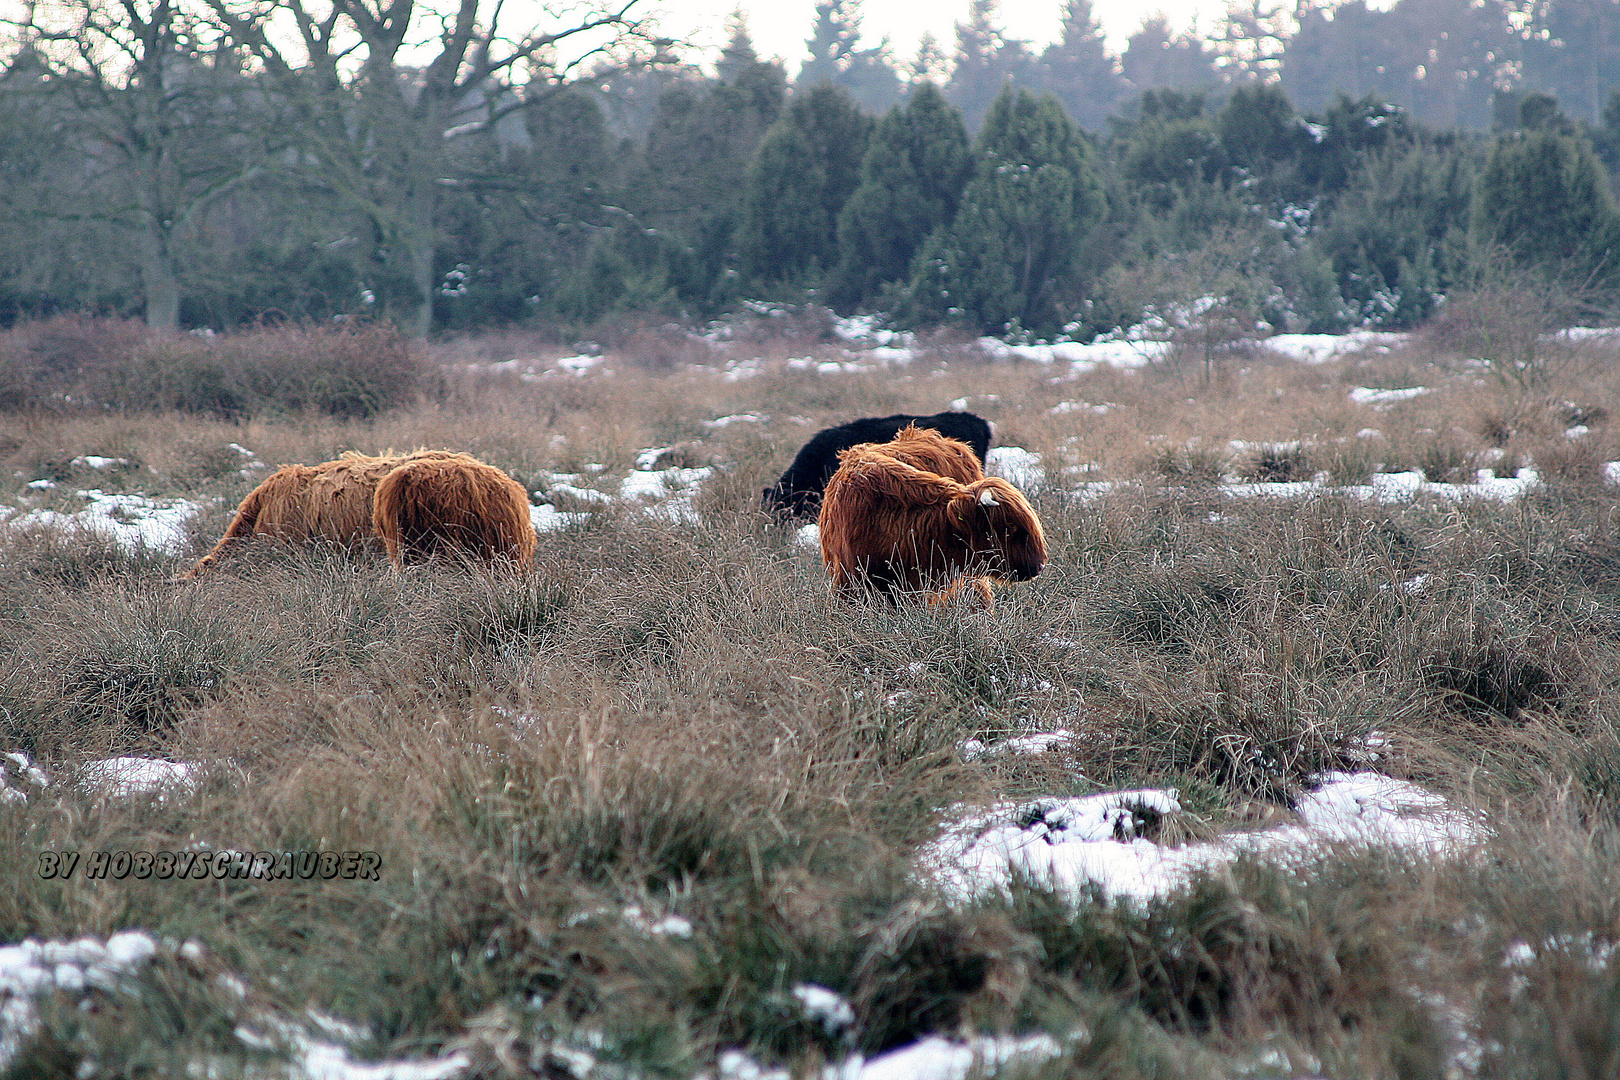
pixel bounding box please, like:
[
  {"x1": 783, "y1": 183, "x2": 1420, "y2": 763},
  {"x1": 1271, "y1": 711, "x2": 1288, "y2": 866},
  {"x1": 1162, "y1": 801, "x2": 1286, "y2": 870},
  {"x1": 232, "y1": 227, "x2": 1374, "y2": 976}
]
[
  {"x1": 797, "y1": 1, "x2": 902, "y2": 113},
  {"x1": 1317, "y1": 141, "x2": 1475, "y2": 326},
  {"x1": 1120, "y1": 15, "x2": 1220, "y2": 92},
  {"x1": 799, "y1": 1, "x2": 862, "y2": 89},
  {"x1": 606, "y1": 49, "x2": 787, "y2": 313},
  {"x1": 716, "y1": 9, "x2": 759, "y2": 86},
  {"x1": 1119, "y1": 90, "x2": 1225, "y2": 207},
  {"x1": 829, "y1": 82, "x2": 972, "y2": 309},
  {"x1": 909, "y1": 33, "x2": 948, "y2": 89},
  {"x1": 1298, "y1": 94, "x2": 1412, "y2": 197},
  {"x1": 946, "y1": 0, "x2": 1036, "y2": 132},
  {"x1": 1217, "y1": 82, "x2": 1307, "y2": 201},
  {"x1": 1472, "y1": 127, "x2": 1620, "y2": 287},
  {"x1": 734, "y1": 85, "x2": 872, "y2": 290},
  {"x1": 1038, "y1": 0, "x2": 1127, "y2": 133},
  {"x1": 904, "y1": 87, "x2": 1105, "y2": 337}
]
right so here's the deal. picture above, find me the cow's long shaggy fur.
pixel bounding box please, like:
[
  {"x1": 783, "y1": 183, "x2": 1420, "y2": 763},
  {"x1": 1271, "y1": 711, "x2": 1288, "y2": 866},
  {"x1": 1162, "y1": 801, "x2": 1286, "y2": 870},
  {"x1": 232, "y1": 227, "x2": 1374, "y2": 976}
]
[
  {"x1": 180, "y1": 452, "x2": 404, "y2": 580},
  {"x1": 868, "y1": 424, "x2": 985, "y2": 485},
  {"x1": 182, "y1": 450, "x2": 534, "y2": 579},
  {"x1": 764, "y1": 410, "x2": 992, "y2": 521},
  {"x1": 819, "y1": 439, "x2": 1047, "y2": 606},
  {"x1": 372, "y1": 452, "x2": 535, "y2": 571}
]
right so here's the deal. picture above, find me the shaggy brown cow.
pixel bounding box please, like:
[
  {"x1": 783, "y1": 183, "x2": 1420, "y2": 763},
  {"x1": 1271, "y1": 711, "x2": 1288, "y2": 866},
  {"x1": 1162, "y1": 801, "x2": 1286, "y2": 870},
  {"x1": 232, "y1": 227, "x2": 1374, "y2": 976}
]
[
  {"x1": 371, "y1": 451, "x2": 535, "y2": 571},
  {"x1": 181, "y1": 449, "x2": 533, "y2": 579},
  {"x1": 819, "y1": 438, "x2": 1047, "y2": 608},
  {"x1": 180, "y1": 451, "x2": 403, "y2": 580}
]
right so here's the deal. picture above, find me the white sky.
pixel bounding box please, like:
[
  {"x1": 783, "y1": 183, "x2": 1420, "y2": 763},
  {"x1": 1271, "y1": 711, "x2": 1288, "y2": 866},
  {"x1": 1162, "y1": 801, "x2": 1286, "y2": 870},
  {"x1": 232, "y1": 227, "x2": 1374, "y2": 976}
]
[{"x1": 646, "y1": 0, "x2": 1220, "y2": 73}]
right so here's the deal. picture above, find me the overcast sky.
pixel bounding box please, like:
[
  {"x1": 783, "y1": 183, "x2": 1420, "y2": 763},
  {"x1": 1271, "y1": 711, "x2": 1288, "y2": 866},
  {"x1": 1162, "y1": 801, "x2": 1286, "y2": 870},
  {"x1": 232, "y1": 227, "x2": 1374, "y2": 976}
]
[{"x1": 645, "y1": 0, "x2": 1221, "y2": 73}]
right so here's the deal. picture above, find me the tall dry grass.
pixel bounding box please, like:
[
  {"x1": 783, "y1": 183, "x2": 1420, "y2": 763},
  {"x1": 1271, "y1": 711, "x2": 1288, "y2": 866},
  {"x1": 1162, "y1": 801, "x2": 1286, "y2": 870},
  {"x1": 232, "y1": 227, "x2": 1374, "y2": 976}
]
[{"x1": 2, "y1": 319, "x2": 1620, "y2": 1075}]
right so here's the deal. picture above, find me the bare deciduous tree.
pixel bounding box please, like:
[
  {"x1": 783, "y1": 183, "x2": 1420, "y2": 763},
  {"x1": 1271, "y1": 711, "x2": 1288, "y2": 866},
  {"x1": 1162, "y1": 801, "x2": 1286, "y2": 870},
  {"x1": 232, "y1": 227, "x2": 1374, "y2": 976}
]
[
  {"x1": 9, "y1": 0, "x2": 279, "y2": 330},
  {"x1": 203, "y1": 0, "x2": 667, "y2": 336}
]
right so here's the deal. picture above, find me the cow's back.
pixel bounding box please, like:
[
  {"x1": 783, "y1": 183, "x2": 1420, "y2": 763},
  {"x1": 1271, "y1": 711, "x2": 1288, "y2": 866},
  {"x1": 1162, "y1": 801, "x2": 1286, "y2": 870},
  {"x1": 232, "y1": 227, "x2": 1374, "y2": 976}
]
[{"x1": 765, "y1": 410, "x2": 992, "y2": 520}]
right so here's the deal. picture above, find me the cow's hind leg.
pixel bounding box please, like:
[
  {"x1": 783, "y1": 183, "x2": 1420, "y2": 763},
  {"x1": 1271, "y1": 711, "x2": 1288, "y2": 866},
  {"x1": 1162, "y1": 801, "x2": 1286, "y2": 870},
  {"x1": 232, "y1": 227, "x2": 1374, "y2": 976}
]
[{"x1": 930, "y1": 575, "x2": 995, "y2": 611}]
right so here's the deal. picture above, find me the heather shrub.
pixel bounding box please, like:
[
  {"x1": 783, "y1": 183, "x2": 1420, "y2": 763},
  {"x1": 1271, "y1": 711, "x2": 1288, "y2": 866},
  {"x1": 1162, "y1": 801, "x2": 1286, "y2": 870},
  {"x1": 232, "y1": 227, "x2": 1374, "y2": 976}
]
[{"x1": 0, "y1": 319, "x2": 428, "y2": 417}]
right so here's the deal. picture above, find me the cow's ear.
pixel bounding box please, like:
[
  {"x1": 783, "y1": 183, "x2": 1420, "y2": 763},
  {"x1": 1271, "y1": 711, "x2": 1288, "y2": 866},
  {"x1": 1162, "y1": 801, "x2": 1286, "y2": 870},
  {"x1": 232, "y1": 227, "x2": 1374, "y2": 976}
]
[{"x1": 946, "y1": 492, "x2": 978, "y2": 531}]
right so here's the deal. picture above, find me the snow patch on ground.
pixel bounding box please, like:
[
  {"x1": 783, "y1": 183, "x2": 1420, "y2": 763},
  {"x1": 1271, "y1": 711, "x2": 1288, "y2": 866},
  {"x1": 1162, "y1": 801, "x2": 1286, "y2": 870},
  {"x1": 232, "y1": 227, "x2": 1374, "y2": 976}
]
[
  {"x1": 959, "y1": 731, "x2": 1080, "y2": 762},
  {"x1": 2, "y1": 753, "x2": 203, "y2": 804},
  {"x1": 715, "y1": 1032, "x2": 1064, "y2": 1080},
  {"x1": 1220, "y1": 468, "x2": 1541, "y2": 505},
  {"x1": 1554, "y1": 326, "x2": 1620, "y2": 343},
  {"x1": 832, "y1": 315, "x2": 913, "y2": 350},
  {"x1": 1, "y1": 490, "x2": 202, "y2": 554},
  {"x1": 554, "y1": 353, "x2": 606, "y2": 376},
  {"x1": 547, "y1": 483, "x2": 613, "y2": 505},
  {"x1": 1263, "y1": 331, "x2": 1406, "y2": 363},
  {"x1": 1350, "y1": 385, "x2": 1433, "y2": 407},
  {"x1": 979, "y1": 336, "x2": 1167, "y2": 372},
  {"x1": 622, "y1": 907, "x2": 694, "y2": 939},
  {"x1": 792, "y1": 985, "x2": 855, "y2": 1033},
  {"x1": 530, "y1": 503, "x2": 590, "y2": 533},
  {"x1": 984, "y1": 446, "x2": 1044, "y2": 489},
  {"x1": 703, "y1": 413, "x2": 766, "y2": 430},
  {"x1": 925, "y1": 772, "x2": 1482, "y2": 906},
  {"x1": 76, "y1": 757, "x2": 201, "y2": 801},
  {"x1": 619, "y1": 466, "x2": 713, "y2": 524},
  {"x1": 0, "y1": 932, "x2": 469, "y2": 1079},
  {"x1": 0, "y1": 751, "x2": 49, "y2": 804},
  {"x1": 0, "y1": 931, "x2": 160, "y2": 1071}
]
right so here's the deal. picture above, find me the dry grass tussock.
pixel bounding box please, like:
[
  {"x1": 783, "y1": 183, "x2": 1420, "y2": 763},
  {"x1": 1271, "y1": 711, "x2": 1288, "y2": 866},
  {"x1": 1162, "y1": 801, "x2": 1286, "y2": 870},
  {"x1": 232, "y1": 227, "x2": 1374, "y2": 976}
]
[{"x1": 3, "y1": 320, "x2": 1620, "y2": 1074}]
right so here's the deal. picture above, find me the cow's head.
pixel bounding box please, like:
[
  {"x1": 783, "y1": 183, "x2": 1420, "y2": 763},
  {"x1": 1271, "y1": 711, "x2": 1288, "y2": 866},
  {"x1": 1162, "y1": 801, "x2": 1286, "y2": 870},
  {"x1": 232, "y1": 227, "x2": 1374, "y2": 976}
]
[
  {"x1": 947, "y1": 478, "x2": 1047, "y2": 581},
  {"x1": 762, "y1": 483, "x2": 819, "y2": 522}
]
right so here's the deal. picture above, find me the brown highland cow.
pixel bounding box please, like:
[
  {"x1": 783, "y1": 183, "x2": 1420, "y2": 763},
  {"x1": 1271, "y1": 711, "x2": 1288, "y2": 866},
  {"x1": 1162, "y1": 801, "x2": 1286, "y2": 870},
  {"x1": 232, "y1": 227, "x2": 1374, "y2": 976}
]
[
  {"x1": 372, "y1": 451, "x2": 535, "y2": 571},
  {"x1": 818, "y1": 433, "x2": 1047, "y2": 608},
  {"x1": 181, "y1": 450, "x2": 533, "y2": 579}
]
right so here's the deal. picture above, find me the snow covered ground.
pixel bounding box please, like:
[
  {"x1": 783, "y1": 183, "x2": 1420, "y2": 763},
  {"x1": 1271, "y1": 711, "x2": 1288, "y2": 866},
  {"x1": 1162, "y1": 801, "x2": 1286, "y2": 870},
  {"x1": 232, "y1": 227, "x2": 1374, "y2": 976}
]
[
  {"x1": 0, "y1": 923, "x2": 1061, "y2": 1080},
  {"x1": 0, "y1": 931, "x2": 468, "y2": 1079},
  {"x1": 924, "y1": 770, "x2": 1483, "y2": 907},
  {"x1": 0, "y1": 490, "x2": 202, "y2": 554}
]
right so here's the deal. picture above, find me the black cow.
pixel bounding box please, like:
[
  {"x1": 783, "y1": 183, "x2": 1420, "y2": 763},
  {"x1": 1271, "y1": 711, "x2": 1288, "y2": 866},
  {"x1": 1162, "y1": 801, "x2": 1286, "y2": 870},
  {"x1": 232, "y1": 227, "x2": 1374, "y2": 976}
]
[{"x1": 762, "y1": 411, "x2": 993, "y2": 521}]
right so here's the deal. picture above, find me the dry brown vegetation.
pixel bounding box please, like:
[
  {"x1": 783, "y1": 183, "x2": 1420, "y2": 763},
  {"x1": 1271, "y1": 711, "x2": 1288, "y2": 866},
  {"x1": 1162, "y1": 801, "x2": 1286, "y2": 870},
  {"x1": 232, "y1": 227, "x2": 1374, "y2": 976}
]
[{"x1": 3, "y1": 317, "x2": 1620, "y2": 1076}]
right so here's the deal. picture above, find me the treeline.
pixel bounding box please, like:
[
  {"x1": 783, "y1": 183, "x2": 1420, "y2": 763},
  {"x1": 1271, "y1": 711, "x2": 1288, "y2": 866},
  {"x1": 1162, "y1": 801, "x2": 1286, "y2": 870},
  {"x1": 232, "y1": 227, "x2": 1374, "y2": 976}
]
[{"x1": 0, "y1": 0, "x2": 1618, "y2": 340}]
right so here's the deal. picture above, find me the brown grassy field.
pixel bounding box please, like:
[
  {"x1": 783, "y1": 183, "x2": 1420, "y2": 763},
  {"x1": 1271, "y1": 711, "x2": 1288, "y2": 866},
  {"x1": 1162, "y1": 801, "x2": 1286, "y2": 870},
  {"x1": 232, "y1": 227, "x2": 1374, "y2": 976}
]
[{"x1": 3, "y1": 316, "x2": 1620, "y2": 1077}]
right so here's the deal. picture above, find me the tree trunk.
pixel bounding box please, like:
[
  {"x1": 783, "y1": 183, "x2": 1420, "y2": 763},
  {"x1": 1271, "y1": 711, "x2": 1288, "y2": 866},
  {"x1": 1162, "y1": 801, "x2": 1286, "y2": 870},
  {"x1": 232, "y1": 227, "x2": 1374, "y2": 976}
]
[
  {"x1": 395, "y1": 182, "x2": 438, "y2": 338},
  {"x1": 139, "y1": 227, "x2": 181, "y2": 332}
]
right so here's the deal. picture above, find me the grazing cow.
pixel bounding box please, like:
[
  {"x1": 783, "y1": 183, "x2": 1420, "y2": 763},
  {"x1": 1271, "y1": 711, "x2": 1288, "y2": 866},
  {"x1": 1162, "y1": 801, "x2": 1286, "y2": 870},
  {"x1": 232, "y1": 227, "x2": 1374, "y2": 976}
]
[
  {"x1": 180, "y1": 452, "x2": 402, "y2": 580},
  {"x1": 372, "y1": 451, "x2": 535, "y2": 571},
  {"x1": 819, "y1": 438, "x2": 1046, "y2": 608},
  {"x1": 181, "y1": 450, "x2": 533, "y2": 579},
  {"x1": 763, "y1": 411, "x2": 992, "y2": 521}
]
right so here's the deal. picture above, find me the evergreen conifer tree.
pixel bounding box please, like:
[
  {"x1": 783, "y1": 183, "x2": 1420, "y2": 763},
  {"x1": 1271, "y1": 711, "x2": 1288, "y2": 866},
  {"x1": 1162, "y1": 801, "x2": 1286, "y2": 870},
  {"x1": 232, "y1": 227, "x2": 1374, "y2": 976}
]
[
  {"x1": 1317, "y1": 141, "x2": 1474, "y2": 326},
  {"x1": 1039, "y1": 0, "x2": 1126, "y2": 133},
  {"x1": 904, "y1": 87, "x2": 1105, "y2": 337},
  {"x1": 946, "y1": 0, "x2": 1036, "y2": 132},
  {"x1": 1120, "y1": 15, "x2": 1220, "y2": 92},
  {"x1": 797, "y1": 1, "x2": 902, "y2": 113},
  {"x1": 734, "y1": 85, "x2": 872, "y2": 290},
  {"x1": 1472, "y1": 126, "x2": 1620, "y2": 288},
  {"x1": 829, "y1": 82, "x2": 971, "y2": 309}
]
